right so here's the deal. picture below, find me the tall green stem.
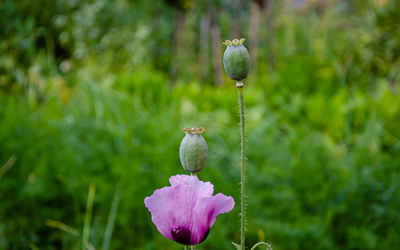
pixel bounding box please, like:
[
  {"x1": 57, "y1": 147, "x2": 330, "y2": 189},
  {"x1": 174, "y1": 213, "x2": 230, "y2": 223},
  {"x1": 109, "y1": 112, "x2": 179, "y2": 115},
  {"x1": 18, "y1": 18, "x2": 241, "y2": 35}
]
[
  {"x1": 237, "y1": 81, "x2": 246, "y2": 250},
  {"x1": 184, "y1": 246, "x2": 190, "y2": 250}
]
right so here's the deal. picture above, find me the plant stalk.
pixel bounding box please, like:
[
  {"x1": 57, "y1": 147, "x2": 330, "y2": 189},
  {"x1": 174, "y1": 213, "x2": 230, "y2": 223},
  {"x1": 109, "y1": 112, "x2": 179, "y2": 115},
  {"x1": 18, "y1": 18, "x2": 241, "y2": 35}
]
[
  {"x1": 237, "y1": 81, "x2": 246, "y2": 250},
  {"x1": 189, "y1": 173, "x2": 196, "y2": 250}
]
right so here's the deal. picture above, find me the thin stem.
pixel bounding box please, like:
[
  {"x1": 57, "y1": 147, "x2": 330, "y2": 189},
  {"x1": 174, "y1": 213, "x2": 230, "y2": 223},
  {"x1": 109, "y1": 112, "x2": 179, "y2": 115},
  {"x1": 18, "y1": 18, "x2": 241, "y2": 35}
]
[
  {"x1": 184, "y1": 246, "x2": 190, "y2": 250},
  {"x1": 189, "y1": 173, "x2": 196, "y2": 250},
  {"x1": 250, "y1": 242, "x2": 273, "y2": 250},
  {"x1": 237, "y1": 82, "x2": 246, "y2": 250}
]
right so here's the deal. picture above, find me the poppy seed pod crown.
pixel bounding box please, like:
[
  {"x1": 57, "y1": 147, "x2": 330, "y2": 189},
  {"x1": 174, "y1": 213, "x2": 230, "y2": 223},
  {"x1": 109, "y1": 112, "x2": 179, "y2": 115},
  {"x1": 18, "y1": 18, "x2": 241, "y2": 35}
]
[
  {"x1": 223, "y1": 38, "x2": 251, "y2": 82},
  {"x1": 179, "y1": 127, "x2": 208, "y2": 173}
]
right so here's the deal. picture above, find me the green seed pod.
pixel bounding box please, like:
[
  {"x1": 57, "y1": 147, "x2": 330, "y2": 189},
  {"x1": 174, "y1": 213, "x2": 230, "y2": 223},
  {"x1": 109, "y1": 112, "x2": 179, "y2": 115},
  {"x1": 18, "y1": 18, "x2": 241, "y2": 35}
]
[
  {"x1": 223, "y1": 38, "x2": 250, "y2": 82},
  {"x1": 179, "y1": 127, "x2": 208, "y2": 173}
]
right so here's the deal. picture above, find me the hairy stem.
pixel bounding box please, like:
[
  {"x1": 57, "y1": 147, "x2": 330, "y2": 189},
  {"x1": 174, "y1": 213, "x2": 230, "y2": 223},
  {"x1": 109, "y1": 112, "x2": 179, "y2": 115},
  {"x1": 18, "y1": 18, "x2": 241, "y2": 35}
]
[{"x1": 237, "y1": 81, "x2": 246, "y2": 249}]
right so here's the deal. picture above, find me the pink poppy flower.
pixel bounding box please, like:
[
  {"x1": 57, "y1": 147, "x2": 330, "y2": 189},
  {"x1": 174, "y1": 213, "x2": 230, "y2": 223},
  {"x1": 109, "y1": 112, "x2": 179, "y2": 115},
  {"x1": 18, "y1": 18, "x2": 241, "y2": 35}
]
[{"x1": 144, "y1": 174, "x2": 235, "y2": 245}]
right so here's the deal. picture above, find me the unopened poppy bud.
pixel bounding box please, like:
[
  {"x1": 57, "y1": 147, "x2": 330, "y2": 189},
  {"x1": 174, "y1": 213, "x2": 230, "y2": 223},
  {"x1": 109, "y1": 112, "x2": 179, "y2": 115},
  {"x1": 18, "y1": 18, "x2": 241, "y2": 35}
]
[
  {"x1": 179, "y1": 127, "x2": 208, "y2": 173},
  {"x1": 223, "y1": 38, "x2": 250, "y2": 82}
]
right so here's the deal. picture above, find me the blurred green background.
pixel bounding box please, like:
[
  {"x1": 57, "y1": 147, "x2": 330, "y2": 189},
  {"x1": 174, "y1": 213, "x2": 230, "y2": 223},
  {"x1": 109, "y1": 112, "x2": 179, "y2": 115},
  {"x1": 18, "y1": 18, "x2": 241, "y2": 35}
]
[{"x1": 1, "y1": 0, "x2": 400, "y2": 249}]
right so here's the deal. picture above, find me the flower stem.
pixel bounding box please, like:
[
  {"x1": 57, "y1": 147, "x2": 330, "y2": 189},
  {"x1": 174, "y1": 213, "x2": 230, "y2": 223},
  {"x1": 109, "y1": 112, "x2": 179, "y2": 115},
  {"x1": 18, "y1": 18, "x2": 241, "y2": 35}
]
[
  {"x1": 189, "y1": 173, "x2": 196, "y2": 250},
  {"x1": 184, "y1": 246, "x2": 190, "y2": 250},
  {"x1": 237, "y1": 81, "x2": 246, "y2": 250}
]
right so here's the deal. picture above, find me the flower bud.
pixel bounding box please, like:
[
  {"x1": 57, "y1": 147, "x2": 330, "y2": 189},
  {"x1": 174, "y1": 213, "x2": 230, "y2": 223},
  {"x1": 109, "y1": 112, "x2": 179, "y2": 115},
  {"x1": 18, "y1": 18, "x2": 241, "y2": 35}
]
[
  {"x1": 179, "y1": 127, "x2": 208, "y2": 173},
  {"x1": 223, "y1": 38, "x2": 251, "y2": 82}
]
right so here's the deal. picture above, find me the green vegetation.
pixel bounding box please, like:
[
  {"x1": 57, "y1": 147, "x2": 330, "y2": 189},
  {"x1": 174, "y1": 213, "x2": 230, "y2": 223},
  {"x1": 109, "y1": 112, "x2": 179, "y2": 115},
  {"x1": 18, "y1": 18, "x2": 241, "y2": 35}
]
[{"x1": 1, "y1": 0, "x2": 400, "y2": 249}]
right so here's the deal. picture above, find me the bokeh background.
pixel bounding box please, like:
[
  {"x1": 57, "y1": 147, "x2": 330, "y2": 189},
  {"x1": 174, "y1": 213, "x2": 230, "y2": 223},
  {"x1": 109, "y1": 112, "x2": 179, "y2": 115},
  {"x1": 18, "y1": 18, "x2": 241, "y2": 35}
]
[{"x1": 1, "y1": 0, "x2": 400, "y2": 249}]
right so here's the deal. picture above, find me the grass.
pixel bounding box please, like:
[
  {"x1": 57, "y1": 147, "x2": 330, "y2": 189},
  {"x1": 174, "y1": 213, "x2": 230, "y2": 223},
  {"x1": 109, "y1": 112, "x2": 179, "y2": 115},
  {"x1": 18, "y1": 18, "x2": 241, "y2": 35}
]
[{"x1": 1, "y1": 1, "x2": 400, "y2": 249}]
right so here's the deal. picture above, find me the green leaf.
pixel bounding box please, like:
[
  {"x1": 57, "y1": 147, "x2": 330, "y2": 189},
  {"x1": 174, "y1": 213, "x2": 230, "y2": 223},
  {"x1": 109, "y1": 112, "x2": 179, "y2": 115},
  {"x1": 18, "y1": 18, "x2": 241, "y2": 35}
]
[{"x1": 232, "y1": 242, "x2": 241, "y2": 250}]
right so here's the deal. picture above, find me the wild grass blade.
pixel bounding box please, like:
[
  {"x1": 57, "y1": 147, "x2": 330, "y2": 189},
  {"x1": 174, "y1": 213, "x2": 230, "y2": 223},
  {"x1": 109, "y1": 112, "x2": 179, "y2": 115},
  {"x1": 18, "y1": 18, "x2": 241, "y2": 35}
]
[
  {"x1": 101, "y1": 180, "x2": 124, "y2": 250},
  {"x1": 83, "y1": 184, "x2": 96, "y2": 250}
]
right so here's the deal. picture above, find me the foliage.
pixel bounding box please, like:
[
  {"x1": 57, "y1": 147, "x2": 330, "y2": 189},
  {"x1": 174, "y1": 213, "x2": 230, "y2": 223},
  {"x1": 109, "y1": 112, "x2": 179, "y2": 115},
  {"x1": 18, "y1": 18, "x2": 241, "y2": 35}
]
[{"x1": 1, "y1": 0, "x2": 400, "y2": 249}]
